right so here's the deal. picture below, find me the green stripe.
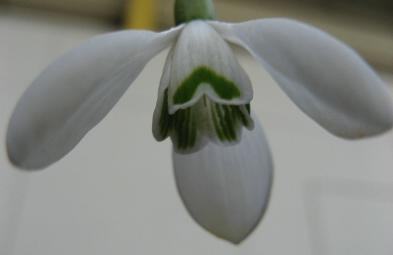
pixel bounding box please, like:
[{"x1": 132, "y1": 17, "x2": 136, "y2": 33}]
[
  {"x1": 223, "y1": 105, "x2": 237, "y2": 140},
  {"x1": 235, "y1": 106, "x2": 248, "y2": 127},
  {"x1": 188, "y1": 108, "x2": 196, "y2": 147},
  {"x1": 172, "y1": 109, "x2": 181, "y2": 148},
  {"x1": 183, "y1": 108, "x2": 191, "y2": 149},
  {"x1": 158, "y1": 90, "x2": 171, "y2": 139},
  {"x1": 216, "y1": 104, "x2": 236, "y2": 142},
  {"x1": 168, "y1": 96, "x2": 252, "y2": 151},
  {"x1": 210, "y1": 101, "x2": 225, "y2": 141},
  {"x1": 172, "y1": 107, "x2": 197, "y2": 150},
  {"x1": 209, "y1": 102, "x2": 252, "y2": 143},
  {"x1": 173, "y1": 66, "x2": 241, "y2": 104},
  {"x1": 215, "y1": 103, "x2": 229, "y2": 141}
]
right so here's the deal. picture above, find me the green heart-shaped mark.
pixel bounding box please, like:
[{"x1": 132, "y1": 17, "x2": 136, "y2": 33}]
[{"x1": 173, "y1": 66, "x2": 241, "y2": 104}]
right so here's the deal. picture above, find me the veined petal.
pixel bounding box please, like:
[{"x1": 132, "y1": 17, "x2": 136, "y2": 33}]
[
  {"x1": 168, "y1": 97, "x2": 253, "y2": 153},
  {"x1": 152, "y1": 48, "x2": 174, "y2": 142},
  {"x1": 173, "y1": 116, "x2": 272, "y2": 244},
  {"x1": 7, "y1": 26, "x2": 182, "y2": 170},
  {"x1": 168, "y1": 21, "x2": 253, "y2": 114},
  {"x1": 212, "y1": 19, "x2": 393, "y2": 138}
]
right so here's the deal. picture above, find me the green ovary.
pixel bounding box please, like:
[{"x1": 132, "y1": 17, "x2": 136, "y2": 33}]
[
  {"x1": 173, "y1": 66, "x2": 241, "y2": 105},
  {"x1": 174, "y1": 0, "x2": 216, "y2": 25}
]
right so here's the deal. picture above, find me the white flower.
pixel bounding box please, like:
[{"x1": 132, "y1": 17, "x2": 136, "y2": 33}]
[{"x1": 6, "y1": 18, "x2": 393, "y2": 243}]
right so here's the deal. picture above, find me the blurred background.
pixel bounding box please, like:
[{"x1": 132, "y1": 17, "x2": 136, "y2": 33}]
[{"x1": 0, "y1": 0, "x2": 392, "y2": 254}]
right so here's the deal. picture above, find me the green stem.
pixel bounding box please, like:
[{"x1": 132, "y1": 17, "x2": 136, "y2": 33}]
[{"x1": 175, "y1": 0, "x2": 216, "y2": 25}]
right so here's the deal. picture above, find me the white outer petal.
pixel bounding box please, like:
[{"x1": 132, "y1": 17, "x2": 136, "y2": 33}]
[
  {"x1": 211, "y1": 19, "x2": 393, "y2": 139},
  {"x1": 168, "y1": 21, "x2": 253, "y2": 113},
  {"x1": 7, "y1": 26, "x2": 182, "y2": 170},
  {"x1": 172, "y1": 116, "x2": 273, "y2": 244}
]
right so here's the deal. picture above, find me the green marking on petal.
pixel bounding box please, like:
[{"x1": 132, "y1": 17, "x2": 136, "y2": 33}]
[
  {"x1": 246, "y1": 103, "x2": 251, "y2": 114},
  {"x1": 216, "y1": 104, "x2": 233, "y2": 141},
  {"x1": 156, "y1": 91, "x2": 253, "y2": 152},
  {"x1": 215, "y1": 104, "x2": 237, "y2": 142},
  {"x1": 223, "y1": 105, "x2": 236, "y2": 139},
  {"x1": 210, "y1": 100, "x2": 225, "y2": 141},
  {"x1": 156, "y1": 89, "x2": 199, "y2": 150},
  {"x1": 172, "y1": 107, "x2": 197, "y2": 151},
  {"x1": 215, "y1": 103, "x2": 228, "y2": 141},
  {"x1": 187, "y1": 109, "x2": 197, "y2": 147},
  {"x1": 206, "y1": 99, "x2": 253, "y2": 143},
  {"x1": 234, "y1": 105, "x2": 253, "y2": 129},
  {"x1": 173, "y1": 66, "x2": 241, "y2": 105},
  {"x1": 158, "y1": 90, "x2": 171, "y2": 139}
]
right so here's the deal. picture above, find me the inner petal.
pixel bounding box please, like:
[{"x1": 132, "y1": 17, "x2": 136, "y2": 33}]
[
  {"x1": 158, "y1": 92, "x2": 254, "y2": 154},
  {"x1": 167, "y1": 21, "x2": 253, "y2": 114}
]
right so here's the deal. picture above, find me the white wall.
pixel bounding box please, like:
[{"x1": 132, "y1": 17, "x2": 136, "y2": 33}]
[{"x1": 1, "y1": 9, "x2": 393, "y2": 255}]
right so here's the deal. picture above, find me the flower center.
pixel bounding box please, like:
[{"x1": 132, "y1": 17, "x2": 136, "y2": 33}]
[{"x1": 152, "y1": 21, "x2": 255, "y2": 153}]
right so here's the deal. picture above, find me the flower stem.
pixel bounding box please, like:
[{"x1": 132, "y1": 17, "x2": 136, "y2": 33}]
[{"x1": 175, "y1": 0, "x2": 216, "y2": 25}]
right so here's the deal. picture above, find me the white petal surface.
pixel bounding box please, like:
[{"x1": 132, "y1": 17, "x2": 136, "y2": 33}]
[
  {"x1": 212, "y1": 19, "x2": 393, "y2": 138},
  {"x1": 7, "y1": 27, "x2": 182, "y2": 170},
  {"x1": 168, "y1": 21, "x2": 253, "y2": 113},
  {"x1": 173, "y1": 117, "x2": 272, "y2": 244}
]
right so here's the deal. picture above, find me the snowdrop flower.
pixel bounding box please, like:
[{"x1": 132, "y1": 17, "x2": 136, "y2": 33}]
[{"x1": 6, "y1": 0, "x2": 393, "y2": 244}]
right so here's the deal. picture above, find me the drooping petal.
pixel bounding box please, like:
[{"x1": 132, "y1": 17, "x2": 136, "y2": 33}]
[
  {"x1": 167, "y1": 21, "x2": 253, "y2": 114},
  {"x1": 7, "y1": 27, "x2": 182, "y2": 170},
  {"x1": 172, "y1": 116, "x2": 272, "y2": 244},
  {"x1": 212, "y1": 19, "x2": 393, "y2": 138}
]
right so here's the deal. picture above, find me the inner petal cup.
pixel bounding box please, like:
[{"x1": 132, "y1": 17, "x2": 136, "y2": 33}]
[
  {"x1": 152, "y1": 21, "x2": 255, "y2": 153},
  {"x1": 167, "y1": 21, "x2": 253, "y2": 114}
]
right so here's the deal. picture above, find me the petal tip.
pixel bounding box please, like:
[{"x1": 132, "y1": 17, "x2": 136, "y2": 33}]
[
  {"x1": 6, "y1": 132, "x2": 49, "y2": 171},
  {"x1": 6, "y1": 147, "x2": 40, "y2": 171},
  {"x1": 219, "y1": 234, "x2": 248, "y2": 245}
]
